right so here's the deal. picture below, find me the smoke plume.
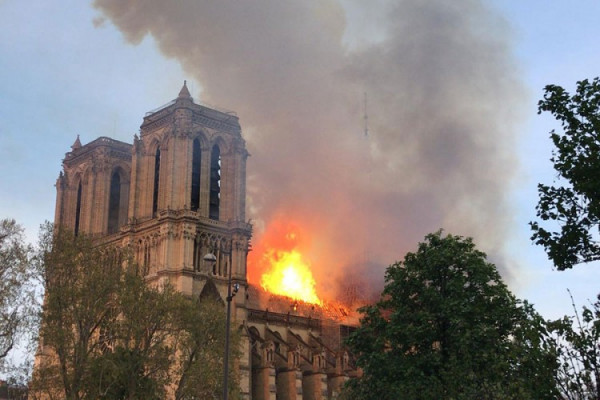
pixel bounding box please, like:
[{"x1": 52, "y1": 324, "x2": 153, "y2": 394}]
[{"x1": 94, "y1": 0, "x2": 525, "y2": 299}]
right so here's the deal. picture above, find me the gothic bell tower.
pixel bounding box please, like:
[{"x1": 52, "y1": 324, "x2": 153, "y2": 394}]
[
  {"x1": 53, "y1": 82, "x2": 254, "y2": 397},
  {"x1": 124, "y1": 81, "x2": 252, "y2": 300},
  {"x1": 55, "y1": 82, "x2": 252, "y2": 301}
]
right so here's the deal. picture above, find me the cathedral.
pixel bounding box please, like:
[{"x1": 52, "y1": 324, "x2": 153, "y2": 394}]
[{"x1": 50, "y1": 83, "x2": 357, "y2": 399}]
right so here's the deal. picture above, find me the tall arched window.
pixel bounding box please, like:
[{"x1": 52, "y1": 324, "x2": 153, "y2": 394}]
[
  {"x1": 191, "y1": 138, "x2": 201, "y2": 211},
  {"x1": 209, "y1": 145, "x2": 221, "y2": 220},
  {"x1": 193, "y1": 237, "x2": 200, "y2": 271},
  {"x1": 152, "y1": 148, "x2": 161, "y2": 216},
  {"x1": 144, "y1": 242, "x2": 150, "y2": 275},
  {"x1": 107, "y1": 171, "x2": 121, "y2": 234},
  {"x1": 74, "y1": 181, "x2": 82, "y2": 236}
]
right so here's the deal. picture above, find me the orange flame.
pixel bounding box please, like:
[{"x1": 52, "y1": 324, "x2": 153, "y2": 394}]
[
  {"x1": 260, "y1": 249, "x2": 322, "y2": 305},
  {"x1": 248, "y1": 218, "x2": 325, "y2": 305}
]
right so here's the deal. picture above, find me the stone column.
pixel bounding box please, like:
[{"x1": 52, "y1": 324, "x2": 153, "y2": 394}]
[
  {"x1": 276, "y1": 369, "x2": 303, "y2": 400},
  {"x1": 252, "y1": 341, "x2": 277, "y2": 400},
  {"x1": 303, "y1": 352, "x2": 328, "y2": 400},
  {"x1": 328, "y1": 351, "x2": 350, "y2": 399},
  {"x1": 276, "y1": 348, "x2": 303, "y2": 400}
]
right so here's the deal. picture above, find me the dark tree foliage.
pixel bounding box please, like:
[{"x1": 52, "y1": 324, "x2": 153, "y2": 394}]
[
  {"x1": 174, "y1": 299, "x2": 241, "y2": 400},
  {"x1": 86, "y1": 347, "x2": 162, "y2": 400},
  {"x1": 531, "y1": 78, "x2": 600, "y2": 270},
  {"x1": 547, "y1": 292, "x2": 600, "y2": 400},
  {"x1": 531, "y1": 78, "x2": 600, "y2": 399},
  {"x1": 343, "y1": 231, "x2": 558, "y2": 400},
  {"x1": 0, "y1": 219, "x2": 38, "y2": 380},
  {"x1": 30, "y1": 227, "x2": 239, "y2": 400}
]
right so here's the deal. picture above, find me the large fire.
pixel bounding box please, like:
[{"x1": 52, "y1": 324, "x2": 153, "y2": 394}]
[
  {"x1": 248, "y1": 219, "x2": 365, "y2": 324},
  {"x1": 260, "y1": 249, "x2": 322, "y2": 305},
  {"x1": 249, "y1": 221, "x2": 324, "y2": 305}
]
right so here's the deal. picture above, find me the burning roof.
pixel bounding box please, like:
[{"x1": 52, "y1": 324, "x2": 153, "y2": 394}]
[{"x1": 246, "y1": 284, "x2": 360, "y2": 325}]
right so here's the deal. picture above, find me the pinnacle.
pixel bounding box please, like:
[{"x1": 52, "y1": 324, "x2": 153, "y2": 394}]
[
  {"x1": 178, "y1": 80, "x2": 192, "y2": 99},
  {"x1": 71, "y1": 134, "x2": 82, "y2": 150}
]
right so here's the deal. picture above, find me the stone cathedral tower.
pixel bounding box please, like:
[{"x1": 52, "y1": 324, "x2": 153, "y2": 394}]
[
  {"x1": 51, "y1": 83, "x2": 357, "y2": 400},
  {"x1": 54, "y1": 82, "x2": 253, "y2": 392},
  {"x1": 55, "y1": 82, "x2": 251, "y2": 296}
]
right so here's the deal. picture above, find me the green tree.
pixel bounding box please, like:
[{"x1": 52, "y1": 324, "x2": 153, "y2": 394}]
[
  {"x1": 85, "y1": 347, "x2": 162, "y2": 400},
  {"x1": 173, "y1": 298, "x2": 240, "y2": 400},
  {"x1": 0, "y1": 218, "x2": 38, "y2": 377},
  {"x1": 530, "y1": 78, "x2": 600, "y2": 398},
  {"x1": 343, "y1": 231, "x2": 558, "y2": 400},
  {"x1": 80, "y1": 271, "x2": 178, "y2": 400},
  {"x1": 531, "y1": 78, "x2": 600, "y2": 270},
  {"x1": 31, "y1": 228, "x2": 124, "y2": 400},
  {"x1": 546, "y1": 292, "x2": 600, "y2": 400},
  {"x1": 30, "y1": 226, "x2": 239, "y2": 399}
]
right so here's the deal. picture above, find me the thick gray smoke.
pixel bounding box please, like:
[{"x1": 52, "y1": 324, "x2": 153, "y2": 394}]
[{"x1": 94, "y1": 0, "x2": 524, "y2": 299}]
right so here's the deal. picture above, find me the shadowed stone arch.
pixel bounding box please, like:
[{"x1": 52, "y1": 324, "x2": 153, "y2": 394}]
[
  {"x1": 190, "y1": 135, "x2": 204, "y2": 212},
  {"x1": 199, "y1": 279, "x2": 225, "y2": 305},
  {"x1": 149, "y1": 141, "x2": 161, "y2": 216},
  {"x1": 210, "y1": 134, "x2": 230, "y2": 155},
  {"x1": 73, "y1": 175, "x2": 83, "y2": 236},
  {"x1": 107, "y1": 166, "x2": 130, "y2": 234},
  {"x1": 191, "y1": 129, "x2": 210, "y2": 149},
  {"x1": 209, "y1": 143, "x2": 222, "y2": 220}
]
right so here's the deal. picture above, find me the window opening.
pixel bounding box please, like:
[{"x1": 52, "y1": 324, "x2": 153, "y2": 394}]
[
  {"x1": 107, "y1": 171, "x2": 121, "y2": 234},
  {"x1": 74, "y1": 182, "x2": 82, "y2": 236},
  {"x1": 152, "y1": 148, "x2": 161, "y2": 216},
  {"x1": 191, "y1": 139, "x2": 201, "y2": 211},
  {"x1": 209, "y1": 145, "x2": 221, "y2": 220}
]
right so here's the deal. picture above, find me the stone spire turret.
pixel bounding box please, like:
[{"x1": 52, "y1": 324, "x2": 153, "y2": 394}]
[
  {"x1": 178, "y1": 80, "x2": 192, "y2": 99},
  {"x1": 71, "y1": 134, "x2": 82, "y2": 150}
]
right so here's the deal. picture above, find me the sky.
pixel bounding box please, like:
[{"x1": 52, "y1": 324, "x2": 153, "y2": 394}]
[{"x1": 1, "y1": 0, "x2": 600, "y2": 321}]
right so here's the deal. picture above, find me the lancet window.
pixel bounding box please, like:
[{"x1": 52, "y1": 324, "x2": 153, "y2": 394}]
[
  {"x1": 107, "y1": 171, "x2": 121, "y2": 234},
  {"x1": 152, "y1": 148, "x2": 161, "y2": 216},
  {"x1": 209, "y1": 145, "x2": 221, "y2": 220},
  {"x1": 74, "y1": 181, "x2": 82, "y2": 236},
  {"x1": 191, "y1": 138, "x2": 201, "y2": 211}
]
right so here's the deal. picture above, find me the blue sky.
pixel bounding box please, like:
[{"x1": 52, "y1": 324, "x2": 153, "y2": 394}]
[
  {"x1": 1, "y1": 0, "x2": 600, "y2": 320},
  {"x1": 489, "y1": 0, "x2": 600, "y2": 317},
  {"x1": 1, "y1": 1, "x2": 188, "y2": 235}
]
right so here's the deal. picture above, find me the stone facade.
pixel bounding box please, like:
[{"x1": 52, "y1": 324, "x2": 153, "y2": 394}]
[{"x1": 51, "y1": 83, "x2": 356, "y2": 399}]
